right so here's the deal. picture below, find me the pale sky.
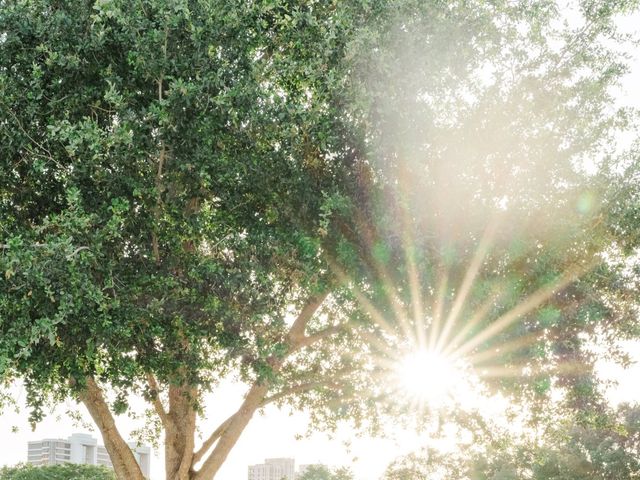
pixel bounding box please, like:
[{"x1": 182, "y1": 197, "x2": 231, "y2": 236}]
[
  {"x1": 0, "y1": 378, "x2": 426, "y2": 480},
  {"x1": 0, "y1": 345, "x2": 638, "y2": 480},
  {"x1": 1, "y1": 7, "x2": 639, "y2": 480}
]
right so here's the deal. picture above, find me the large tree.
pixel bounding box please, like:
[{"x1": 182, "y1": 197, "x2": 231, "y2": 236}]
[{"x1": 1, "y1": 1, "x2": 639, "y2": 480}]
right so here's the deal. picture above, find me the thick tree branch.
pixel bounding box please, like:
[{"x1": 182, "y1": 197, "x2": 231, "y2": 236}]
[
  {"x1": 290, "y1": 323, "x2": 348, "y2": 353},
  {"x1": 176, "y1": 423, "x2": 196, "y2": 480},
  {"x1": 192, "y1": 377, "x2": 331, "y2": 470},
  {"x1": 194, "y1": 383, "x2": 269, "y2": 480},
  {"x1": 193, "y1": 294, "x2": 331, "y2": 479},
  {"x1": 287, "y1": 292, "x2": 329, "y2": 346},
  {"x1": 192, "y1": 376, "x2": 343, "y2": 468},
  {"x1": 146, "y1": 373, "x2": 170, "y2": 426},
  {"x1": 151, "y1": 143, "x2": 165, "y2": 265},
  {"x1": 260, "y1": 379, "x2": 341, "y2": 407},
  {"x1": 78, "y1": 377, "x2": 145, "y2": 480},
  {"x1": 192, "y1": 415, "x2": 235, "y2": 466}
]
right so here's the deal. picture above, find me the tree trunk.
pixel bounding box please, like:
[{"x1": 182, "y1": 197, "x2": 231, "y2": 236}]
[
  {"x1": 165, "y1": 384, "x2": 197, "y2": 480},
  {"x1": 78, "y1": 377, "x2": 145, "y2": 480}
]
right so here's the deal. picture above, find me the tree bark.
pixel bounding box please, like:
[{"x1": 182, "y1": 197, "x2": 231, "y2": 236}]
[
  {"x1": 165, "y1": 384, "x2": 197, "y2": 480},
  {"x1": 78, "y1": 377, "x2": 145, "y2": 480}
]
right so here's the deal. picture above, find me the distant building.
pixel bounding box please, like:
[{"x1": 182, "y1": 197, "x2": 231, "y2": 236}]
[
  {"x1": 27, "y1": 433, "x2": 150, "y2": 478},
  {"x1": 129, "y1": 441, "x2": 151, "y2": 477},
  {"x1": 248, "y1": 458, "x2": 296, "y2": 480}
]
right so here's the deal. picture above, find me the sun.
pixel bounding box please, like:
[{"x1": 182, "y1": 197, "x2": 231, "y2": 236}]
[{"x1": 395, "y1": 349, "x2": 462, "y2": 406}]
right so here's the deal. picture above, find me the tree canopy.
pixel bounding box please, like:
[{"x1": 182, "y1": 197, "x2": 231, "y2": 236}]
[{"x1": 1, "y1": 1, "x2": 639, "y2": 480}]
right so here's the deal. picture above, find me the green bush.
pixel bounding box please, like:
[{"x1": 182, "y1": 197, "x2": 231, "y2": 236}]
[{"x1": 0, "y1": 463, "x2": 116, "y2": 480}]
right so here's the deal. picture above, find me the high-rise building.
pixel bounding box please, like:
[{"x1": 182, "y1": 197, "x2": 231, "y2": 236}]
[
  {"x1": 27, "y1": 433, "x2": 151, "y2": 478},
  {"x1": 248, "y1": 458, "x2": 296, "y2": 480}
]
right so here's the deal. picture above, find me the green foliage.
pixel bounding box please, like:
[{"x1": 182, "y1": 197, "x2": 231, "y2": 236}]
[
  {"x1": 297, "y1": 465, "x2": 354, "y2": 480},
  {"x1": 383, "y1": 404, "x2": 640, "y2": 480},
  {"x1": 0, "y1": 463, "x2": 115, "y2": 480},
  {"x1": 338, "y1": 0, "x2": 640, "y2": 414},
  {"x1": 0, "y1": 0, "x2": 373, "y2": 413},
  {"x1": 531, "y1": 404, "x2": 640, "y2": 480}
]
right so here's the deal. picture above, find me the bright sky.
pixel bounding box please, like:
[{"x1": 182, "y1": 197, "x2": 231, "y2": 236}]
[
  {"x1": 1, "y1": 7, "x2": 639, "y2": 480},
  {"x1": 0, "y1": 378, "x2": 424, "y2": 480},
  {"x1": 0, "y1": 345, "x2": 638, "y2": 480}
]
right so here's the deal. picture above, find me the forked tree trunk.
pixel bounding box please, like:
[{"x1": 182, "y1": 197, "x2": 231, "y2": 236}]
[{"x1": 79, "y1": 293, "x2": 328, "y2": 480}]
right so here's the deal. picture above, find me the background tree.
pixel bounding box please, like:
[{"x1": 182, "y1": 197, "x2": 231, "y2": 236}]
[
  {"x1": 297, "y1": 465, "x2": 354, "y2": 480},
  {"x1": 0, "y1": 463, "x2": 115, "y2": 480},
  {"x1": 1, "y1": 1, "x2": 639, "y2": 480},
  {"x1": 382, "y1": 403, "x2": 640, "y2": 480},
  {"x1": 533, "y1": 403, "x2": 640, "y2": 480},
  {"x1": 298, "y1": 465, "x2": 333, "y2": 480},
  {"x1": 330, "y1": 0, "x2": 640, "y2": 438}
]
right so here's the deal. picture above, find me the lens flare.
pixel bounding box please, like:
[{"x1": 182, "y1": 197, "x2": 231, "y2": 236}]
[{"x1": 395, "y1": 349, "x2": 461, "y2": 406}]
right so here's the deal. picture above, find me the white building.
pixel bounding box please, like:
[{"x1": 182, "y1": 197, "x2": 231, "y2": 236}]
[
  {"x1": 248, "y1": 458, "x2": 296, "y2": 480},
  {"x1": 27, "y1": 433, "x2": 150, "y2": 478},
  {"x1": 129, "y1": 441, "x2": 151, "y2": 477}
]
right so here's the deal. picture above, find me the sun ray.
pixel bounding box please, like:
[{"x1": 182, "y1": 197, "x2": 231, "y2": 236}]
[
  {"x1": 442, "y1": 290, "x2": 503, "y2": 357},
  {"x1": 368, "y1": 266, "x2": 415, "y2": 343},
  {"x1": 402, "y1": 226, "x2": 427, "y2": 350},
  {"x1": 350, "y1": 208, "x2": 417, "y2": 342},
  {"x1": 327, "y1": 259, "x2": 399, "y2": 338},
  {"x1": 465, "y1": 331, "x2": 545, "y2": 366},
  {"x1": 396, "y1": 163, "x2": 428, "y2": 351},
  {"x1": 451, "y1": 262, "x2": 594, "y2": 360},
  {"x1": 476, "y1": 359, "x2": 587, "y2": 379},
  {"x1": 435, "y1": 218, "x2": 499, "y2": 352},
  {"x1": 357, "y1": 330, "x2": 404, "y2": 366},
  {"x1": 427, "y1": 267, "x2": 449, "y2": 351},
  {"x1": 475, "y1": 364, "x2": 529, "y2": 378}
]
